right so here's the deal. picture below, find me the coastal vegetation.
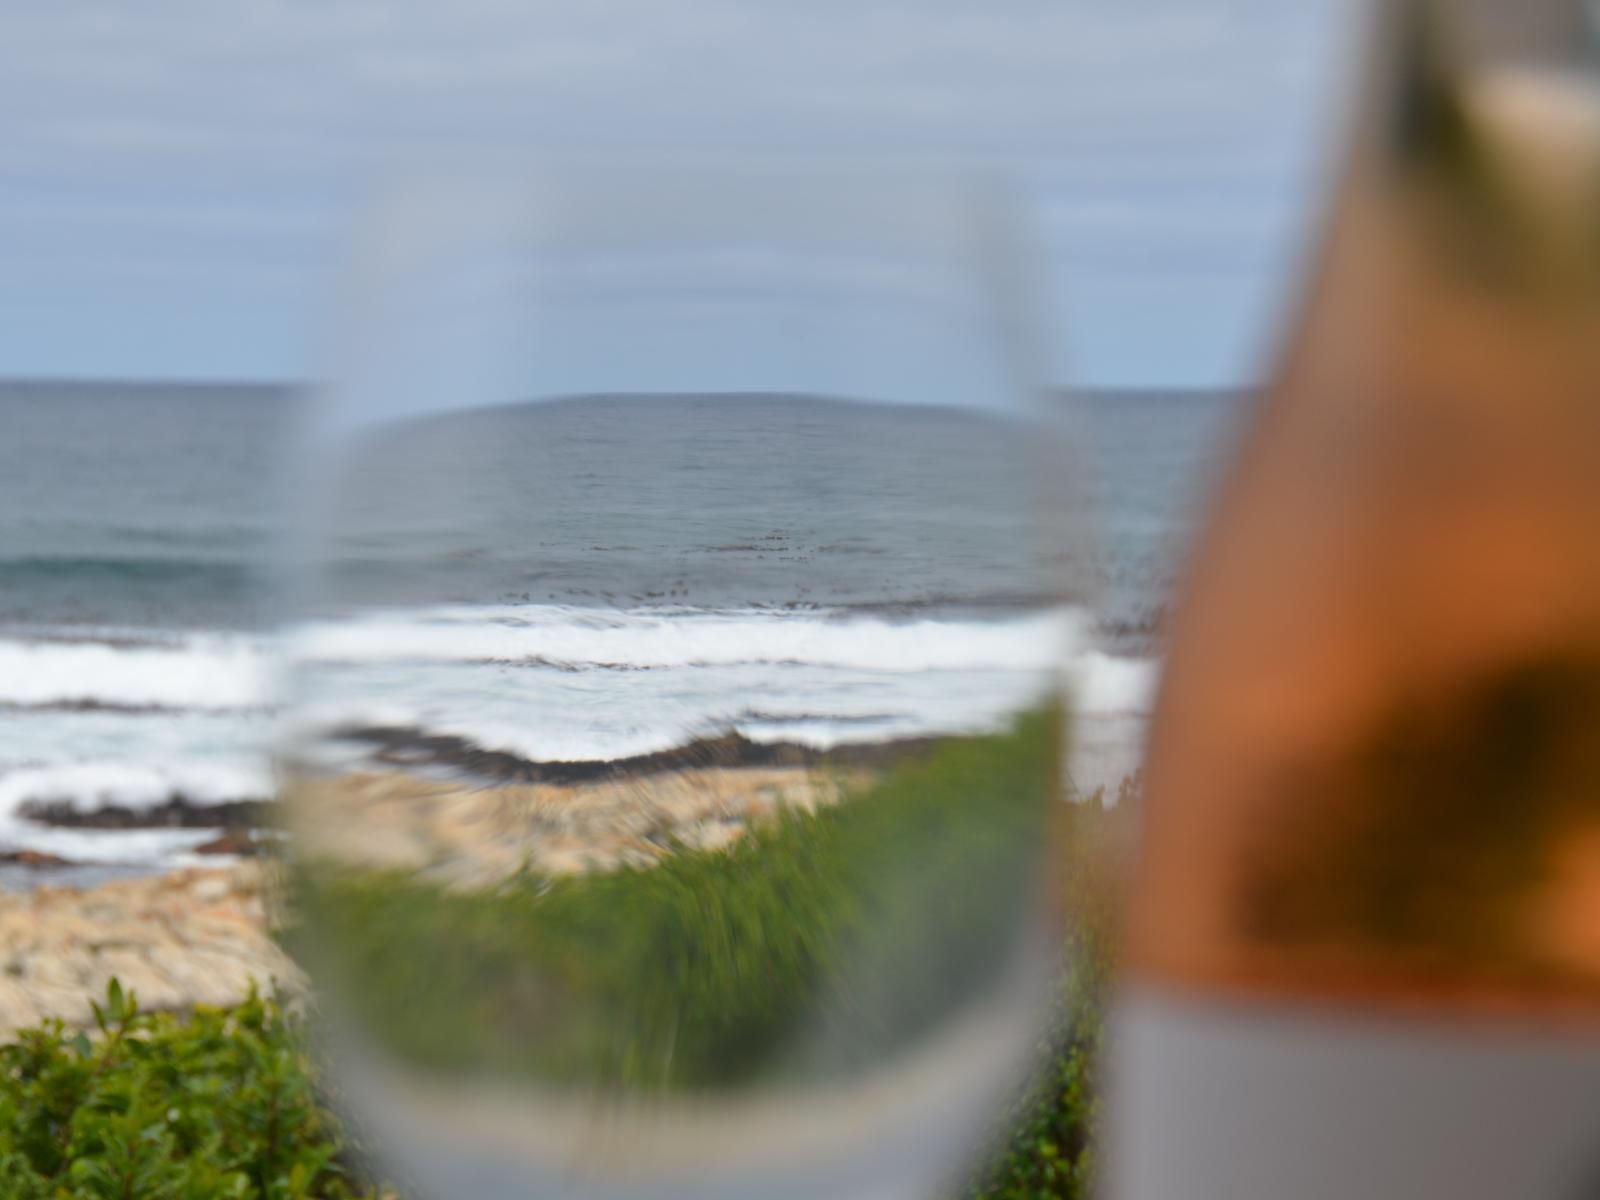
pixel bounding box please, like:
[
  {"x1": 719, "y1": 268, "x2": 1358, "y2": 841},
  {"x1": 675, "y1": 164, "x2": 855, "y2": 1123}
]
[
  {"x1": 294, "y1": 706, "x2": 1063, "y2": 1091},
  {"x1": 0, "y1": 710, "x2": 1123, "y2": 1198},
  {"x1": 0, "y1": 951, "x2": 1107, "y2": 1199},
  {"x1": 0, "y1": 982, "x2": 382, "y2": 1199}
]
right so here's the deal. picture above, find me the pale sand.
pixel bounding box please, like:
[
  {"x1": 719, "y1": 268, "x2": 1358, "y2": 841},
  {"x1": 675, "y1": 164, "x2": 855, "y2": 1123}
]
[
  {"x1": 291, "y1": 763, "x2": 867, "y2": 889},
  {"x1": 0, "y1": 862, "x2": 296, "y2": 1039},
  {"x1": 0, "y1": 765, "x2": 861, "y2": 1035}
]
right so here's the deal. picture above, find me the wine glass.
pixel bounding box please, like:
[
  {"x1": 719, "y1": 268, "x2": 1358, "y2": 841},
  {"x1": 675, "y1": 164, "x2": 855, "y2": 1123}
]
[
  {"x1": 1107, "y1": 2, "x2": 1600, "y2": 1197},
  {"x1": 279, "y1": 161, "x2": 1089, "y2": 1200}
]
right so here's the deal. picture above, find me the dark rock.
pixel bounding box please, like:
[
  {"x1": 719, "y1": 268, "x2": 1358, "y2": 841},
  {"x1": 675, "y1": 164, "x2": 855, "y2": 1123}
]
[
  {"x1": 193, "y1": 831, "x2": 261, "y2": 857},
  {"x1": 20, "y1": 797, "x2": 269, "y2": 831},
  {"x1": 333, "y1": 723, "x2": 949, "y2": 785},
  {"x1": 0, "y1": 849, "x2": 75, "y2": 868}
]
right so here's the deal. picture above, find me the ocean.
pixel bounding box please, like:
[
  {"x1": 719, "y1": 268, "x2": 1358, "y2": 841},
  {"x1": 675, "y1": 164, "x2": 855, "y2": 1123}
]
[{"x1": 0, "y1": 380, "x2": 1241, "y2": 875}]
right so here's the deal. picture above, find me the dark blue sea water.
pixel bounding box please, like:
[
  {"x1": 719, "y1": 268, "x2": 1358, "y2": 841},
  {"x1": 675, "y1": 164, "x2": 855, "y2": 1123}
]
[
  {"x1": 317, "y1": 394, "x2": 1066, "y2": 619},
  {"x1": 0, "y1": 380, "x2": 1241, "y2": 864},
  {"x1": 0, "y1": 380, "x2": 296, "y2": 631},
  {"x1": 0, "y1": 383, "x2": 1237, "y2": 631}
]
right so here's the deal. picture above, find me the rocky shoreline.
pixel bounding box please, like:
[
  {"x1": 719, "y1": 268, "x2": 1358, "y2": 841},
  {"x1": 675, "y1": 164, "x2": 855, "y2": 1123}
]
[
  {"x1": 0, "y1": 862, "x2": 297, "y2": 1039},
  {"x1": 4, "y1": 727, "x2": 949, "y2": 862},
  {"x1": 293, "y1": 761, "x2": 871, "y2": 888},
  {"x1": 0, "y1": 759, "x2": 875, "y2": 1035},
  {"x1": 0, "y1": 732, "x2": 958, "y2": 1035},
  {"x1": 333, "y1": 722, "x2": 949, "y2": 785},
  {"x1": 0, "y1": 758, "x2": 852, "y2": 1035},
  {"x1": 0, "y1": 818, "x2": 267, "y2": 885},
  {"x1": 18, "y1": 796, "x2": 268, "y2": 831}
]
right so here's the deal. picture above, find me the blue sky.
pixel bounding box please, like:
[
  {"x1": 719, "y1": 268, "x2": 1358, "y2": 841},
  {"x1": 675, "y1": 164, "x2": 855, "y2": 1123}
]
[{"x1": 0, "y1": 0, "x2": 1356, "y2": 390}]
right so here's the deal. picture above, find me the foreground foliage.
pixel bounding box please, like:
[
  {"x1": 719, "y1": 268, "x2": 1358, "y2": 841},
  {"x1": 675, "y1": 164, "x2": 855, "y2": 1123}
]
[
  {"x1": 0, "y1": 982, "x2": 378, "y2": 1200},
  {"x1": 965, "y1": 901, "x2": 1111, "y2": 1199},
  {"x1": 0, "y1": 965, "x2": 1104, "y2": 1200}
]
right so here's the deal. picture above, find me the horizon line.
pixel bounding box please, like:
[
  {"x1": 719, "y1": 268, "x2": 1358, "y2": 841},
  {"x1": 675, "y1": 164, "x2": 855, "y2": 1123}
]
[{"x1": 0, "y1": 372, "x2": 1252, "y2": 398}]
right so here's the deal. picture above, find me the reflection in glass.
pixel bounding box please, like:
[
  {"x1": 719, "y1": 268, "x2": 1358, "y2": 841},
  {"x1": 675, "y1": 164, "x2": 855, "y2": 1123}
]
[{"x1": 281, "y1": 166, "x2": 1083, "y2": 1199}]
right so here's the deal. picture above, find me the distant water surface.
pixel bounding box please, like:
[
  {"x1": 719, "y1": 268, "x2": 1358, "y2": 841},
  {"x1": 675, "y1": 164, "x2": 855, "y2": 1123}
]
[
  {"x1": 0, "y1": 380, "x2": 1240, "y2": 866},
  {"x1": 0, "y1": 379, "x2": 295, "y2": 631}
]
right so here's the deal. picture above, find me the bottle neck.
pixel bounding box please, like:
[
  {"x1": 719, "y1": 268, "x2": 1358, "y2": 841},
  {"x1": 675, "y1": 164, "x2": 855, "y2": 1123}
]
[
  {"x1": 1317, "y1": 0, "x2": 1600, "y2": 307},
  {"x1": 1353, "y1": 0, "x2": 1595, "y2": 157},
  {"x1": 1349, "y1": 0, "x2": 1596, "y2": 152},
  {"x1": 1438, "y1": 0, "x2": 1597, "y2": 72}
]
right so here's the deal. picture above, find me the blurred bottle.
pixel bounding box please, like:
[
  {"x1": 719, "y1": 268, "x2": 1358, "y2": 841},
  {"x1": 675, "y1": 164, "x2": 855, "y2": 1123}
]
[{"x1": 1107, "y1": 2, "x2": 1600, "y2": 1197}]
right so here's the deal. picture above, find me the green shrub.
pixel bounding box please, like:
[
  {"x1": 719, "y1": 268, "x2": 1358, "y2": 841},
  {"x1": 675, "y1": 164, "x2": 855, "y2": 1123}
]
[
  {"x1": 0, "y1": 980, "x2": 381, "y2": 1199},
  {"x1": 964, "y1": 922, "x2": 1110, "y2": 1199}
]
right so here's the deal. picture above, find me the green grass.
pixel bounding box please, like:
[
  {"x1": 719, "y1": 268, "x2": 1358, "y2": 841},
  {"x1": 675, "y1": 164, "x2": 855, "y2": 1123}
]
[{"x1": 295, "y1": 705, "x2": 1066, "y2": 1092}]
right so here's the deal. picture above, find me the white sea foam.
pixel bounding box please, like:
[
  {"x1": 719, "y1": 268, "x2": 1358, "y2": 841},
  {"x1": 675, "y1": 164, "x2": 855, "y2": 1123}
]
[
  {"x1": 1066, "y1": 650, "x2": 1158, "y2": 716},
  {"x1": 290, "y1": 605, "x2": 1078, "y2": 674},
  {"x1": 0, "y1": 634, "x2": 269, "y2": 711},
  {"x1": 0, "y1": 605, "x2": 1158, "y2": 861},
  {"x1": 0, "y1": 760, "x2": 270, "y2": 866},
  {"x1": 0, "y1": 633, "x2": 276, "y2": 858},
  {"x1": 0, "y1": 824, "x2": 231, "y2": 867},
  {"x1": 0, "y1": 761, "x2": 271, "y2": 817},
  {"x1": 290, "y1": 604, "x2": 1155, "y2": 767}
]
